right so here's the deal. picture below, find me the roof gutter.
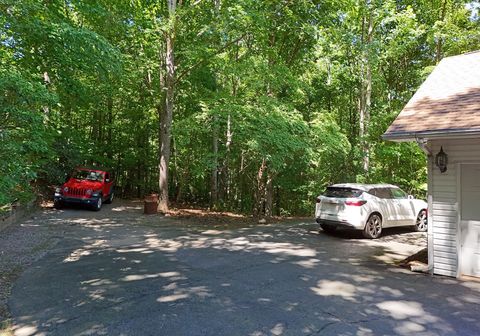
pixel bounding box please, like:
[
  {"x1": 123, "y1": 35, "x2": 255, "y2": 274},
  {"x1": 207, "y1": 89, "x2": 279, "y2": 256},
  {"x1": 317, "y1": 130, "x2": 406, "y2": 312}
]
[{"x1": 382, "y1": 128, "x2": 480, "y2": 142}]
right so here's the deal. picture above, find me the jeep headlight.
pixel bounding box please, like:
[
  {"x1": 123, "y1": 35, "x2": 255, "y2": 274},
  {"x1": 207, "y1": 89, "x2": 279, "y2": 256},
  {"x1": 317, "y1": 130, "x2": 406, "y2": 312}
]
[
  {"x1": 55, "y1": 187, "x2": 62, "y2": 196},
  {"x1": 86, "y1": 189, "x2": 93, "y2": 196},
  {"x1": 63, "y1": 187, "x2": 69, "y2": 192}
]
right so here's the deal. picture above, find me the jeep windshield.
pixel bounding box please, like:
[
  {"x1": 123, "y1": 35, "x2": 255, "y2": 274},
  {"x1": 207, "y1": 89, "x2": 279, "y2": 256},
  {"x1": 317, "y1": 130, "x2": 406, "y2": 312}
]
[{"x1": 72, "y1": 170, "x2": 104, "y2": 182}]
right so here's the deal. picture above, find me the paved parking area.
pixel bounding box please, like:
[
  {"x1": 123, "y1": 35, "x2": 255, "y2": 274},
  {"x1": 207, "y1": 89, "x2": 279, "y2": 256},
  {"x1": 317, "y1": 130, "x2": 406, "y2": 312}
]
[{"x1": 7, "y1": 201, "x2": 480, "y2": 335}]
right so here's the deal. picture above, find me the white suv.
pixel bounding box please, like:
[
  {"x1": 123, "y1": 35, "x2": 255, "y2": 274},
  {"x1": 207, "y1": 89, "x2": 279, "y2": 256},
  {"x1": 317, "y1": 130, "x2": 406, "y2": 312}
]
[{"x1": 315, "y1": 183, "x2": 427, "y2": 239}]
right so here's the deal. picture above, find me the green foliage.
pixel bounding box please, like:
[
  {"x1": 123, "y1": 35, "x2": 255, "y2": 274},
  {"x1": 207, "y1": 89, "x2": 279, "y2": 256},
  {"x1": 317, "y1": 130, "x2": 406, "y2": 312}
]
[
  {"x1": 1, "y1": 0, "x2": 478, "y2": 213},
  {"x1": 0, "y1": 68, "x2": 56, "y2": 204}
]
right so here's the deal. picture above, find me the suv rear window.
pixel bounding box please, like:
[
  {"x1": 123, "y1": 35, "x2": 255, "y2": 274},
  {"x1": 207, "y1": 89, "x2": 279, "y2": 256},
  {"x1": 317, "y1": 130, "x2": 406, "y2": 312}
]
[{"x1": 324, "y1": 187, "x2": 363, "y2": 198}]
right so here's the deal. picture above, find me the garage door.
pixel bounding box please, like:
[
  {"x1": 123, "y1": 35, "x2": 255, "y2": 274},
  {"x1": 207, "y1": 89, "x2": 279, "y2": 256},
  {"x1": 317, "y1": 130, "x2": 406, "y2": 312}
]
[{"x1": 460, "y1": 164, "x2": 480, "y2": 277}]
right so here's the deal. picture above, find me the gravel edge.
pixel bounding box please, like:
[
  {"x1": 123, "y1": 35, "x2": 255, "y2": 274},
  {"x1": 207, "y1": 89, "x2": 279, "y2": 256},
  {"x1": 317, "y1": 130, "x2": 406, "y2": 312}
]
[{"x1": 0, "y1": 207, "x2": 61, "y2": 335}]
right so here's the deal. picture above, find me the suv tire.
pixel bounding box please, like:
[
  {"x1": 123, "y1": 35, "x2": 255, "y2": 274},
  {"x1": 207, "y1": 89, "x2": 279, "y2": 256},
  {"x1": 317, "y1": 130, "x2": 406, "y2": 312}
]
[
  {"x1": 413, "y1": 210, "x2": 428, "y2": 232},
  {"x1": 363, "y1": 214, "x2": 382, "y2": 239}
]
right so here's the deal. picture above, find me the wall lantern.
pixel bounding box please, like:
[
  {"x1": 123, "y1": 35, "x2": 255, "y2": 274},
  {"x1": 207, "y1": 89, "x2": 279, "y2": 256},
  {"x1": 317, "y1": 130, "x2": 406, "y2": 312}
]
[{"x1": 435, "y1": 146, "x2": 448, "y2": 173}]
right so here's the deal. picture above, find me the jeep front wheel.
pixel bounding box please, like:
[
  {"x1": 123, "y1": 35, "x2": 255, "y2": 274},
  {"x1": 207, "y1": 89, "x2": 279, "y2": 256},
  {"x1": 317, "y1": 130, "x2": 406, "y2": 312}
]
[{"x1": 93, "y1": 197, "x2": 102, "y2": 211}]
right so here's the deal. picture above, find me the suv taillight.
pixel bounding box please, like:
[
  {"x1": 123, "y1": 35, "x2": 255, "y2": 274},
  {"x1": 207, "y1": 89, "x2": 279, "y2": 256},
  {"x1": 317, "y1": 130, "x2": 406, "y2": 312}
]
[
  {"x1": 345, "y1": 200, "x2": 367, "y2": 206},
  {"x1": 316, "y1": 197, "x2": 321, "y2": 203}
]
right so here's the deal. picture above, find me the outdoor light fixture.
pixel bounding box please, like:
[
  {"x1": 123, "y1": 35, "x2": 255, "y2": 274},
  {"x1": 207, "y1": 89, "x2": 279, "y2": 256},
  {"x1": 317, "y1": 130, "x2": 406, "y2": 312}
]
[{"x1": 435, "y1": 146, "x2": 448, "y2": 173}]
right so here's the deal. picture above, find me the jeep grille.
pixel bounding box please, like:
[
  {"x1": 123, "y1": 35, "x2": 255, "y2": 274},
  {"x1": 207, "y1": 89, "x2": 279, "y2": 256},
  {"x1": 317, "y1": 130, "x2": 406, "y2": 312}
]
[{"x1": 67, "y1": 188, "x2": 87, "y2": 197}]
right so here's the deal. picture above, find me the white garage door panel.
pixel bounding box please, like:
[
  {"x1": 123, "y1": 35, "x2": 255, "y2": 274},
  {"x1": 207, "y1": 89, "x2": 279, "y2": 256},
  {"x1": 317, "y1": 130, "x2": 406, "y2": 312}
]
[{"x1": 460, "y1": 165, "x2": 480, "y2": 277}]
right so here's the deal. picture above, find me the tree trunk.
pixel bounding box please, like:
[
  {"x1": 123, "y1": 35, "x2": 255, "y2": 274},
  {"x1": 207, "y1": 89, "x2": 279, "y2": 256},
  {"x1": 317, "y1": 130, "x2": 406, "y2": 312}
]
[
  {"x1": 210, "y1": 114, "x2": 219, "y2": 209},
  {"x1": 359, "y1": 3, "x2": 373, "y2": 175},
  {"x1": 224, "y1": 114, "x2": 232, "y2": 201},
  {"x1": 158, "y1": 0, "x2": 176, "y2": 213},
  {"x1": 254, "y1": 159, "x2": 267, "y2": 217},
  {"x1": 264, "y1": 173, "x2": 274, "y2": 218},
  {"x1": 107, "y1": 96, "x2": 113, "y2": 159}
]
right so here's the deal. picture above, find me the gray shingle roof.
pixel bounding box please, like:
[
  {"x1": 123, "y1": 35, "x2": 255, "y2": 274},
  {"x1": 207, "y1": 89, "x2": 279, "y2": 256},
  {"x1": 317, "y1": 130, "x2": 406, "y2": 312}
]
[{"x1": 383, "y1": 51, "x2": 480, "y2": 141}]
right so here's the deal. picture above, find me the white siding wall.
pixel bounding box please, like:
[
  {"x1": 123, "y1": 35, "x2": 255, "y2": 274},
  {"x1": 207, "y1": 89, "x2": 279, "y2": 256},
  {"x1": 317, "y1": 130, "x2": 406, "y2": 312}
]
[{"x1": 429, "y1": 138, "x2": 480, "y2": 277}]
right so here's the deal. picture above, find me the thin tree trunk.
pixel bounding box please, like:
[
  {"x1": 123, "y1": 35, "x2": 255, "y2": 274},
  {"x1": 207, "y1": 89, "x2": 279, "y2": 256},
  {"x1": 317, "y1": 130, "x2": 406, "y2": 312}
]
[
  {"x1": 275, "y1": 186, "x2": 280, "y2": 216},
  {"x1": 254, "y1": 159, "x2": 267, "y2": 217},
  {"x1": 225, "y1": 114, "x2": 232, "y2": 201},
  {"x1": 265, "y1": 173, "x2": 274, "y2": 218},
  {"x1": 107, "y1": 97, "x2": 113, "y2": 159},
  {"x1": 359, "y1": 3, "x2": 373, "y2": 175},
  {"x1": 210, "y1": 114, "x2": 219, "y2": 209},
  {"x1": 158, "y1": 0, "x2": 176, "y2": 212}
]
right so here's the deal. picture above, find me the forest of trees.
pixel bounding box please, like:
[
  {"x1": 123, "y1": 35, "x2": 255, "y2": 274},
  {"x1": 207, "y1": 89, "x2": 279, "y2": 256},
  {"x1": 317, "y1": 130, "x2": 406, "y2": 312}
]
[{"x1": 1, "y1": 0, "x2": 479, "y2": 216}]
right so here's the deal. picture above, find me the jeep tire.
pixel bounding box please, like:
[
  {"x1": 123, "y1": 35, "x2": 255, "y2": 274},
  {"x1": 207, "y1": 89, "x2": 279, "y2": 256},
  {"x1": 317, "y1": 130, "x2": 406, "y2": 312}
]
[
  {"x1": 93, "y1": 196, "x2": 102, "y2": 211},
  {"x1": 105, "y1": 192, "x2": 114, "y2": 204}
]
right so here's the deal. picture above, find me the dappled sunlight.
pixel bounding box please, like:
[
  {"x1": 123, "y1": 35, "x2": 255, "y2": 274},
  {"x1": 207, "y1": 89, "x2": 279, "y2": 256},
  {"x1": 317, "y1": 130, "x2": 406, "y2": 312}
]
[
  {"x1": 394, "y1": 321, "x2": 426, "y2": 334},
  {"x1": 461, "y1": 280, "x2": 480, "y2": 292},
  {"x1": 111, "y1": 204, "x2": 143, "y2": 212},
  {"x1": 81, "y1": 278, "x2": 114, "y2": 286},
  {"x1": 375, "y1": 300, "x2": 450, "y2": 335},
  {"x1": 376, "y1": 300, "x2": 426, "y2": 319},
  {"x1": 88, "y1": 289, "x2": 106, "y2": 301},
  {"x1": 116, "y1": 247, "x2": 150, "y2": 253},
  {"x1": 143, "y1": 237, "x2": 183, "y2": 252},
  {"x1": 157, "y1": 285, "x2": 212, "y2": 303},
  {"x1": 375, "y1": 300, "x2": 454, "y2": 335},
  {"x1": 270, "y1": 322, "x2": 286, "y2": 335},
  {"x1": 201, "y1": 229, "x2": 225, "y2": 235},
  {"x1": 63, "y1": 239, "x2": 109, "y2": 262},
  {"x1": 293, "y1": 258, "x2": 321, "y2": 269},
  {"x1": 157, "y1": 293, "x2": 189, "y2": 303},
  {"x1": 350, "y1": 274, "x2": 381, "y2": 283},
  {"x1": 70, "y1": 218, "x2": 123, "y2": 227},
  {"x1": 330, "y1": 257, "x2": 363, "y2": 266},
  {"x1": 13, "y1": 324, "x2": 40, "y2": 336},
  {"x1": 247, "y1": 241, "x2": 317, "y2": 257},
  {"x1": 310, "y1": 280, "x2": 357, "y2": 301},
  {"x1": 461, "y1": 294, "x2": 480, "y2": 304},
  {"x1": 136, "y1": 230, "x2": 319, "y2": 259},
  {"x1": 121, "y1": 272, "x2": 183, "y2": 282},
  {"x1": 379, "y1": 286, "x2": 403, "y2": 297}
]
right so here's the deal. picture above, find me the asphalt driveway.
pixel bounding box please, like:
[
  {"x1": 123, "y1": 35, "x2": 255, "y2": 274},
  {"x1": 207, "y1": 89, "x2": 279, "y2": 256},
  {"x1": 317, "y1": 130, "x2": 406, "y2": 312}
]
[{"x1": 7, "y1": 201, "x2": 480, "y2": 336}]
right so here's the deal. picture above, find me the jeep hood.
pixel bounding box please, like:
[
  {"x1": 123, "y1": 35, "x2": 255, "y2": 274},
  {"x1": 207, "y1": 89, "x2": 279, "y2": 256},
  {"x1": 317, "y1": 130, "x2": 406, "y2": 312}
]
[{"x1": 64, "y1": 179, "x2": 103, "y2": 190}]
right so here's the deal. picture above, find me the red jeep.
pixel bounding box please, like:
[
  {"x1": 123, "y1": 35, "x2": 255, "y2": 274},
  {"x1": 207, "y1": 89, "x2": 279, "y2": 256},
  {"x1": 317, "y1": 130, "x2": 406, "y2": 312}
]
[{"x1": 54, "y1": 168, "x2": 115, "y2": 211}]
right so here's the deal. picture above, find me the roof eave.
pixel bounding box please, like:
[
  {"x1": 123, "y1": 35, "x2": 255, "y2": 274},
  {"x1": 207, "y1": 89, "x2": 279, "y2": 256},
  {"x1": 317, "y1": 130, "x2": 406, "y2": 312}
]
[{"x1": 383, "y1": 129, "x2": 480, "y2": 142}]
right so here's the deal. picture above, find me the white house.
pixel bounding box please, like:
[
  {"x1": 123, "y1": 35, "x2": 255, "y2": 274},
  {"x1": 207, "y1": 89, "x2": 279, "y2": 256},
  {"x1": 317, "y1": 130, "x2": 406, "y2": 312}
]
[{"x1": 383, "y1": 51, "x2": 480, "y2": 279}]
